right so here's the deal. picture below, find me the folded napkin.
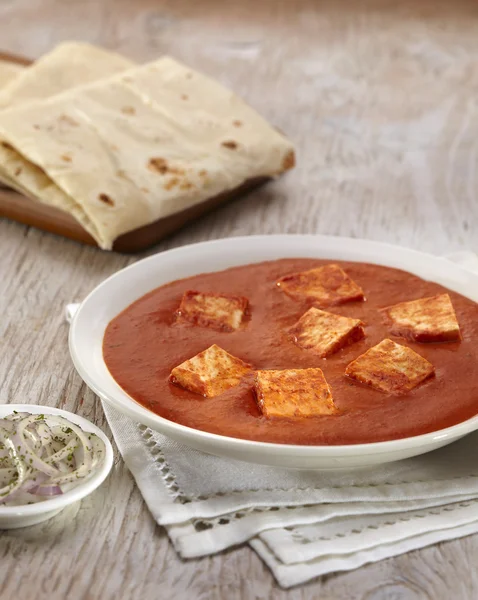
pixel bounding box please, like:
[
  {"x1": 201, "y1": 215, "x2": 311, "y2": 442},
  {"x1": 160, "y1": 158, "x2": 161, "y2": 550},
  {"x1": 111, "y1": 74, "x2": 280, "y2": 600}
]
[{"x1": 67, "y1": 251, "x2": 478, "y2": 588}]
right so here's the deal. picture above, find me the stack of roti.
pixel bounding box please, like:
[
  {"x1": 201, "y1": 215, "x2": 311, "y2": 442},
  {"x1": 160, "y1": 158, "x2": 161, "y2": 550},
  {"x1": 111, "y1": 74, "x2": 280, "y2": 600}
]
[{"x1": 0, "y1": 43, "x2": 294, "y2": 249}]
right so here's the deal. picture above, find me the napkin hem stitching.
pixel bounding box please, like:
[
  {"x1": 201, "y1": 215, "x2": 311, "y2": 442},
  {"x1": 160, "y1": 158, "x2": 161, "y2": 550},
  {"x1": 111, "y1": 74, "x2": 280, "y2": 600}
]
[
  {"x1": 140, "y1": 425, "x2": 478, "y2": 502},
  {"x1": 289, "y1": 499, "x2": 478, "y2": 544}
]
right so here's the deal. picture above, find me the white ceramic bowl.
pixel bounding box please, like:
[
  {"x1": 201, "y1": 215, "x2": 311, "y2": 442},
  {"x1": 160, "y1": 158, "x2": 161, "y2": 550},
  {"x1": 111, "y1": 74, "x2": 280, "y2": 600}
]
[
  {"x1": 69, "y1": 235, "x2": 478, "y2": 470},
  {"x1": 0, "y1": 404, "x2": 113, "y2": 529}
]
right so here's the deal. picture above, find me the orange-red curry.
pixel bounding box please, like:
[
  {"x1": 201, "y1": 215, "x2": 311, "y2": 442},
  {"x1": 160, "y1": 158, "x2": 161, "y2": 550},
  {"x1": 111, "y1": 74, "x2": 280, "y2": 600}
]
[{"x1": 103, "y1": 259, "x2": 478, "y2": 445}]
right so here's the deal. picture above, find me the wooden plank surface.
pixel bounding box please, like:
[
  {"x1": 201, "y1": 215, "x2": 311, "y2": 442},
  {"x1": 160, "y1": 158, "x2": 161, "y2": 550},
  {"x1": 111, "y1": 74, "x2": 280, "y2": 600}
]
[{"x1": 1, "y1": 0, "x2": 478, "y2": 598}]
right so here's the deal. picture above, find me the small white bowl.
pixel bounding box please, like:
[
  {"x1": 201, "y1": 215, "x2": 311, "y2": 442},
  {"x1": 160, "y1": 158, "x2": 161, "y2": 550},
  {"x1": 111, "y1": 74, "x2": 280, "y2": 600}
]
[{"x1": 0, "y1": 404, "x2": 113, "y2": 529}]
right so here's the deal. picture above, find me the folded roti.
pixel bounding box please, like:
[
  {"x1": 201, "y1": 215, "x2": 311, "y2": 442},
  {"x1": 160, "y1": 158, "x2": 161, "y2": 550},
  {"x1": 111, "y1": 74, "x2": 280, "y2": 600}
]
[
  {"x1": 0, "y1": 56, "x2": 295, "y2": 249},
  {"x1": 0, "y1": 43, "x2": 134, "y2": 192},
  {"x1": 0, "y1": 60, "x2": 23, "y2": 187},
  {"x1": 0, "y1": 60, "x2": 23, "y2": 88},
  {"x1": 0, "y1": 42, "x2": 134, "y2": 109}
]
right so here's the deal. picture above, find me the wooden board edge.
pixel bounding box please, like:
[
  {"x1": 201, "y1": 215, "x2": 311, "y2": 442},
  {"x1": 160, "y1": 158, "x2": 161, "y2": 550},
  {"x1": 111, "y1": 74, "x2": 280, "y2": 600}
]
[
  {"x1": 0, "y1": 50, "x2": 32, "y2": 66},
  {"x1": 0, "y1": 178, "x2": 270, "y2": 253}
]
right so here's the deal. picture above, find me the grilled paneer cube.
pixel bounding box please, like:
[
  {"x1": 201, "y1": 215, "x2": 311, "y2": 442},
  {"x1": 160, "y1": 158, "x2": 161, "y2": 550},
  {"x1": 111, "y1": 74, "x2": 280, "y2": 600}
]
[
  {"x1": 253, "y1": 368, "x2": 337, "y2": 418},
  {"x1": 289, "y1": 307, "x2": 365, "y2": 358},
  {"x1": 277, "y1": 264, "x2": 364, "y2": 307},
  {"x1": 169, "y1": 344, "x2": 252, "y2": 397},
  {"x1": 345, "y1": 339, "x2": 435, "y2": 394},
  {"x1": 177, "y1": 290, "x2": 248, "y2": 332},
  {"x1": 380, "y1": 293, "x2": 461, "y2": 343}
]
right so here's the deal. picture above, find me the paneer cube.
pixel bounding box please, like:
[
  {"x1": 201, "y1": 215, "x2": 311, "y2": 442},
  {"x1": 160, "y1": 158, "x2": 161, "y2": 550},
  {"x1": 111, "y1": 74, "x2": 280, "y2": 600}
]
[
  {"x1": 380, "y1": 293, "x2": 461, "y2": 343},
  {"x1": 253, "y1": 368, "x2": 337, "y2": 418},
  {"x1": 277, "y1": 264, "x2": 364, "y2": 307},
  {"x1": 289, "y1": 307, "x2": 365, "y2": 358},
  {"x1": 169, "y1": 344, "x2": 252, "y2": 397},
  {"x1": 177, "y1": 290, "x2": 249, "y2": 332},
  {"x1": 345, "y1": 339, "x2": 435, "y2": 394}
]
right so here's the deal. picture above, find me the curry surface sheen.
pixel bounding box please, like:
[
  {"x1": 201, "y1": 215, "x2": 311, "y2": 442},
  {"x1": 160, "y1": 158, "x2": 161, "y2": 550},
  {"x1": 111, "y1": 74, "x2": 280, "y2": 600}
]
[{"x1": 103, "y1": 259, "x2": 478, "y2": 445}]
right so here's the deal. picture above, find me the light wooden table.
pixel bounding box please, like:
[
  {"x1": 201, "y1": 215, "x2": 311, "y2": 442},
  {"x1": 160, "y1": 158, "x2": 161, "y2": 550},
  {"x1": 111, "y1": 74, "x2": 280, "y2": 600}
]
[{"x1": 1, "y1": 1, "x2": 478, "y2": 598}]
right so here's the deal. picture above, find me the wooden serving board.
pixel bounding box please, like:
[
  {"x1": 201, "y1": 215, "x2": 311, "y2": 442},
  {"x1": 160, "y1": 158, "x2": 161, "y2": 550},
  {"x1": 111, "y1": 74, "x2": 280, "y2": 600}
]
[{"x1": 0, "y1": 51, "x2": 269, "y2": 252}]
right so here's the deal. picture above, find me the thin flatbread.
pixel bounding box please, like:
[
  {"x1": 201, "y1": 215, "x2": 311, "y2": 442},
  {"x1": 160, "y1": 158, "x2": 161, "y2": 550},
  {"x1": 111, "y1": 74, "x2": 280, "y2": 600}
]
[
  {"x1": 0, "y1": 44, "x2": 133, "y2": 191},
  {"x1": 0, "y1": 60, "x2": 23, "y2": 89},
  {"x1": 0, "y1": 42, "x2": 134, "y2": 109},
  {"x1": 0, "y1": 56, "x2": 295, "y2": 249},
  {"x1": 0, "y1": 60, "x2": 23, "y2": 188}
]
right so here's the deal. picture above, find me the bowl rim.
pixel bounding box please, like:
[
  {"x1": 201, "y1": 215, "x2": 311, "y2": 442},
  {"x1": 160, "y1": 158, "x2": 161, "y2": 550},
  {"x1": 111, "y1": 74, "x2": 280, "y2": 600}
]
[
  {"x1": 0, "y1": 404, "x2": 114, "y2": 515},
  {"x1": 68, "y1": 234, "x2": 478, "y2": 458}
]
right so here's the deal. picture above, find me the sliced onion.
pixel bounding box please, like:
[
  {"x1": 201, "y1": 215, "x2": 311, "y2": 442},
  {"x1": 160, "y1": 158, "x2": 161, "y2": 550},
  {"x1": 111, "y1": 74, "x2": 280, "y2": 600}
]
[
  {"x1": 28, "y1": 484, "x2": 63, "y2": 496},
  {"x1": 0, "y1": 411, "x2": 106, "y2": 506},
  {"x1": 4, "y1": 412, "x2": 30, "y2": 421},
  {"x1": 0, "y1": 435, "x2": 32, "y2": 502}
]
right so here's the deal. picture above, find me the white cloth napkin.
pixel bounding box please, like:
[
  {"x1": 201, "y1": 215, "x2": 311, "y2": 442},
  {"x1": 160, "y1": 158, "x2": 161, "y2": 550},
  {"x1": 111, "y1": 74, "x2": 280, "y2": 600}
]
[{"x1": 66, "y1": 250, "x2": 478, "y2": 588}]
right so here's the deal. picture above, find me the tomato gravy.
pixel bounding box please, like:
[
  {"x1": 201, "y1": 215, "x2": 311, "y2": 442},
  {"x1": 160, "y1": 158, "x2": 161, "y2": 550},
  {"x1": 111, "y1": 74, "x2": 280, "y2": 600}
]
[{"x1": 103, "y1": 259, "x2": 478, "y2": 445}]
